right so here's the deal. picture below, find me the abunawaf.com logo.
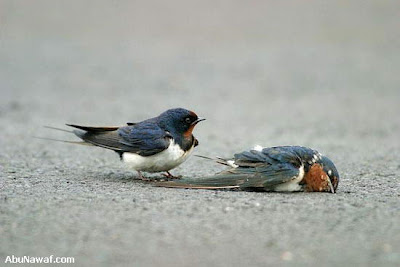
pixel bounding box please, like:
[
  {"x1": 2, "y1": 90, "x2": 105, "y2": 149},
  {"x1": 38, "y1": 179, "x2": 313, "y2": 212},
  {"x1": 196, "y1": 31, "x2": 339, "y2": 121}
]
[{"x1": 5, "y1": 255, "x2": 75, "y2": 264}]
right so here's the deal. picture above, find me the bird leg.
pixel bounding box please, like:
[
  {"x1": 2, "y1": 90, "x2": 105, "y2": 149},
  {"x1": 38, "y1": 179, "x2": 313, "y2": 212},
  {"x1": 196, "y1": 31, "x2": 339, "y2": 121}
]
[
  {"x1": 163, "y1": 171, "x2": 182, "y2": 179},
  {"x1": 137, "y1": 171, "x2": 150, "y2": 181}
]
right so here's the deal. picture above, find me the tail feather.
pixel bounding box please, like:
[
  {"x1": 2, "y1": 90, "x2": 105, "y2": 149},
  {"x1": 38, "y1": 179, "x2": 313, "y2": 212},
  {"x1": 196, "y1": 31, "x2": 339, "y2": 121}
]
[
  {"x1": 153, "y1": 173, "x2": 250, "y2": 189},
  {"x1": 194, "y1": 154, "x2": 214, "y2": 161},
  {"x1": 37, "y1": 125, "x2": 93, "y2": 146},
  {"x1": 43, "y1": 126, "x2": 74, "y2": 133},
  {"x1": 194, "y1": 154, "x2": 232, "y2": 167},
  {"x1": 154, "y1": 182, "x2": 239, "y2": 190},
  {"x1": 66, "y1": 124, "x2": 120, "y2": 132},
  {"x1": 33, "y1": 136, "x2": 93, "y2": 146}
]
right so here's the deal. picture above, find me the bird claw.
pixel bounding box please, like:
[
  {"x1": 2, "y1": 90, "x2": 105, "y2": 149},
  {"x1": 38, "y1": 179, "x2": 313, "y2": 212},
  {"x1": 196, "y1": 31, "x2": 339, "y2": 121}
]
[
  {"x1": 163, "y1": 172, "x2": 182, "y2": 179},
  {"x1": 137, "y1": 171, "x2": 150, "y2": 181}
]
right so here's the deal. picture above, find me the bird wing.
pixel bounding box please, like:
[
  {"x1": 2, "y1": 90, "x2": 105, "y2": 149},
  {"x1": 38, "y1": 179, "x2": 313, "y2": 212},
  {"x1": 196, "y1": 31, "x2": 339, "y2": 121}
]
[
  {"x1": 155, "y1": 148, "x2": 302, "y2": 190},
  {"x1": 67, "y1": 122, "x2": 171, "y2": 156},
  {"x1": 234, "y1": 147, "x2": 302, "y2": 167}
]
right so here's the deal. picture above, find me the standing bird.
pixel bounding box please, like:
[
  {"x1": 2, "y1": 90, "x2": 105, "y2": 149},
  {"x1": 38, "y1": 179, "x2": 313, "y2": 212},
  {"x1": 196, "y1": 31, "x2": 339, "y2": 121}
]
[
  {"x1": 48, "y1": 108, "x2": 205, "y2": 179},
  {"x1": 155, "y1": 146, "x2": 339, "y2": 193}
]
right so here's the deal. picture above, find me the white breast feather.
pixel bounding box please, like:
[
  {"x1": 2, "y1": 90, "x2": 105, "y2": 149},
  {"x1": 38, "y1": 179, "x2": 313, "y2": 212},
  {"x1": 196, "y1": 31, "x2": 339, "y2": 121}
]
[
  {"x1": 274, "y1": 165, "x2": 305, "y2": 192},
  {"x1": 122, "y1": 139, "x2": 194, "y2": 172}
]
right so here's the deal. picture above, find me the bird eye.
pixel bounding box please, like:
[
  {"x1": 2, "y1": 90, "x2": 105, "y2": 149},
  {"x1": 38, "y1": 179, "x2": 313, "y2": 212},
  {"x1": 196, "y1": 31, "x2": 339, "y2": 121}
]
[{"x1": 185, "y1": 117, "x2": 192, "y2": 124}]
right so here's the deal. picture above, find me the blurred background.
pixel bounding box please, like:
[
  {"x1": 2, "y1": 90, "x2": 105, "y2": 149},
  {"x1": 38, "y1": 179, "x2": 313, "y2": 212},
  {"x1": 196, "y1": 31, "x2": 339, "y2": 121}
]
[
  {"x1": 1, "y1": 0, "x2": 399, "y2": 150},
  {"x1": 1, "y1": 1, "x2": 400, "y2": 266}
]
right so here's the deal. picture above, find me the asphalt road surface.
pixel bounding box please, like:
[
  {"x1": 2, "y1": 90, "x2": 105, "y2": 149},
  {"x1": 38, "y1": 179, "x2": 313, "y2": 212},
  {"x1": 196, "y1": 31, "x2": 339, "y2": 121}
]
[{"x1": 1, "y1": 1, "x2": 399, "y2": 266}]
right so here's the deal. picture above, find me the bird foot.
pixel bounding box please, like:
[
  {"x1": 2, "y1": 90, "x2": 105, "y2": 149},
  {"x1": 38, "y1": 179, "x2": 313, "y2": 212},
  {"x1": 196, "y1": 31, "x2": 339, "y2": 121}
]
[
  {"x1": 137, "y1": 171, "x2": 150, "y2": 181},
  {"x1": 162, "y1": 171, "x2": 182, "y2": 179}
]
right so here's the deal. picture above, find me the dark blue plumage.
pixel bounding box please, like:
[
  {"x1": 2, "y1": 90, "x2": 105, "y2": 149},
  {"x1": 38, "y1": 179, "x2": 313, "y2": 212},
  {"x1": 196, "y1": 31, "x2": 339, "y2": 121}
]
[
  {"x1": 156, "y1": 146, "x2": 339, "y2": 193},
  {"x1": 65, "y1": 108, "x2": 205, "y2": 179}
]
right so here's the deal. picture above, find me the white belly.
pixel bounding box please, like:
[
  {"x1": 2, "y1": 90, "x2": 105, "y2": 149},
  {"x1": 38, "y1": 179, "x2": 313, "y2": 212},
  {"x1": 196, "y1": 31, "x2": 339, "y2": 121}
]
[
  {"x1": 273, "y1": 165, "x2": 305, "y2": 192},
  {"x1": 122, "y1": 139, "x2": 194, "y2": 173}
]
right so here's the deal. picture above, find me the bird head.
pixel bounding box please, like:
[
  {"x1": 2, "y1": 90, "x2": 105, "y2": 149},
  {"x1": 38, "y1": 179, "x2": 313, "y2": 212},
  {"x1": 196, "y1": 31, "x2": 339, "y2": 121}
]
[
  {"x1": 317, "y1": 155, "x2": 340, "y2": 193},
  {"x1": 158, "y1": 108, "x2": 205, "y2": 136}
]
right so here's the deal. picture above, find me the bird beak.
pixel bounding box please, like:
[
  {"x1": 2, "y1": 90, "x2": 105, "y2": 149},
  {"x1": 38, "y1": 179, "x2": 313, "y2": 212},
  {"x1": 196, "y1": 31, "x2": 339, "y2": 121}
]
[
  {"x1": 192, "y1": 117, "x2": 206, "y2": 125},
  {"x1": 327, "y1": 178, "x2": 335, "y2": 193}
]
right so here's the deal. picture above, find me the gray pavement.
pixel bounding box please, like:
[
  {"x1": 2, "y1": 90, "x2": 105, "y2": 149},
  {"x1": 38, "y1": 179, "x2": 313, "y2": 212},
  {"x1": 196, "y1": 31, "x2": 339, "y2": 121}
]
[{"x1": 1, "y1": 1, "x2": 400, "y2": 266}]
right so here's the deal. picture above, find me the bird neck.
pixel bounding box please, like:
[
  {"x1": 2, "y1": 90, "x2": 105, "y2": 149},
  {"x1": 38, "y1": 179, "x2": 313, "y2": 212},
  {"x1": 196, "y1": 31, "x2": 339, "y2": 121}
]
[
  {"x1": 183, "y1": 124, "x2": 195, "y2": 138},
  {"x1": 303, "y1": 163, "x2": 330, "y2": 192},
  {"x1": 173, "y1": 134, "x2": 195, "y2": 152}
]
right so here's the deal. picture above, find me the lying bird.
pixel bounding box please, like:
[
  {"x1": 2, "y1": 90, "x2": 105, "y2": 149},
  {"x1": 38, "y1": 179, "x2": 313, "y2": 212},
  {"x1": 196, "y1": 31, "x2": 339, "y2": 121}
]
[
  {"x1": 155, "y1": 145, "x2": 339, "y2": 193},
  {"x1": 43, "y1": 108, "x2": 205, "y2": 179}
]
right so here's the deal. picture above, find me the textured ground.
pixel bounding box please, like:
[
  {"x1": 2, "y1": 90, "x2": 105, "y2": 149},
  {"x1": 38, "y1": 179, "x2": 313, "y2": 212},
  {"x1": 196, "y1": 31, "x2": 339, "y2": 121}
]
[{"x1": 1, "y1": 1, "x2": 400, "y2": 266}]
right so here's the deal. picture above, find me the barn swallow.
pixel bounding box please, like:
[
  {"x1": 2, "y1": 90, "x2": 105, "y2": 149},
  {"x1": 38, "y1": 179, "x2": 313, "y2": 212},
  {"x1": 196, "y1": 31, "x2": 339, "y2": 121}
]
[
  {"x1": 155, "y1": 145, "x2": 339, "y2": 193},
  {"x1": 45, "y1": 108, "x2": 205, "y2": 179}
]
